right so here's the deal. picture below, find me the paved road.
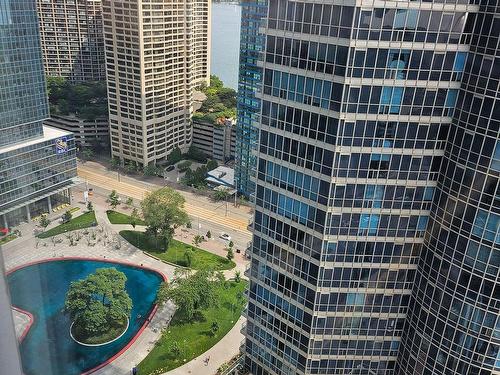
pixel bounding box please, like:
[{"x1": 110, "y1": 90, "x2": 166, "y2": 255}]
[{"x1": 78, "y1": 164, "x2": 252, "y2": 234}]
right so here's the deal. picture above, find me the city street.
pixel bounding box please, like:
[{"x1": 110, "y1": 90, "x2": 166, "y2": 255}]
[{"x1": 77, "y1": 161, "x2": 252, "y2": 237}]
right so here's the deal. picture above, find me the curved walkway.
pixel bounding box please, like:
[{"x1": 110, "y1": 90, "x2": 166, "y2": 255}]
[{"x1": 3, "y1": 204, "x2": 247, "y2": 375}]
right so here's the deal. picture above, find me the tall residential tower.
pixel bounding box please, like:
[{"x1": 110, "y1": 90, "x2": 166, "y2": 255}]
[
  {"x1": 244, "y1": 0, "x2": 498, "y2": 374},
  {"x1": 102, "y1": 0, "x2": 210, "y2": 166},
  {"x1": 0, "y1": 0, "x2": 77, "y2": 228},
  {"x1": 37, "y1": 0, "x2": 106, "y2": 81},
  {"x1": 397, "y1": 2, "x2": 500, "y2": 374}
]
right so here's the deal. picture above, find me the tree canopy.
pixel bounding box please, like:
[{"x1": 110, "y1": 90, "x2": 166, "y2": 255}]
[
  {"x1": 141, "y1": 187, "x2": 189, "y2": 249},
  {"x1": 156, "y1": 268, "x2": 225, "y2": 321},
  {"x1": 47, "y1": 77, "x2": 108, "y2": 121},
  {"x1": 65, "y1": 268, "x2": 132, "y2": 336},
  {"x1": 193, "y1": 75, "x2": 236, "y2": 124}
]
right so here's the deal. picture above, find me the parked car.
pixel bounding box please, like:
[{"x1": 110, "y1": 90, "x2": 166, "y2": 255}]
[
  {"x1": 165, "y1": 165, "x2": 175, "y2": 172},
  {"x1": 219, "y1": 233, "x2": 231, "y2": 242}
]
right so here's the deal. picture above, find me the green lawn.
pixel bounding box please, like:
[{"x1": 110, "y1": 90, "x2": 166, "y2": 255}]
[
  {"x1": 106, "y1": 210, "x2": 145, "y2": 225},
  {"x1": 138, "y1": 280, "x2": 247, "y2": 374},
  {"x1": 37, "y1": 211, "x2": 97, "y2": 238},
  {"x1": 0, "y1": 234, "x2": 17, "y2": 245},
  {"x1": 119, "y1": 230, "x2": 235, "y2": 270}
]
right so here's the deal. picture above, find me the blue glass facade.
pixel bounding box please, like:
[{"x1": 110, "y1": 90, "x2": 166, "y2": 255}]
[
  {"x1": 0, "y1": 0, "x2": 77, "y2": 227},
  {"x1": 235, "y1": 0, "x2": 267, "y2": 197},
  {"x1": 243, "y1": 0, "x2": 497, "y2": 374},
  {"x1": 396, "y1": 3, "x2": 500, "y2": 374},
  {"x1": 0, "y1": 0, "x2": 47, "y2": 147}
]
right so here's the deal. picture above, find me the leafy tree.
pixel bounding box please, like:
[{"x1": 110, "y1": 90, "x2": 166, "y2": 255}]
[
  {"x1": 186, "y1": 221, "x2": 192, "y2": 229},
  {"x1": 186, "y1": 146, "x2": 207, "y2": 163},
  {"x1": 81, "y1": 148, "x2": 94, "y2": 161},
  {"x1": 177, "y1": 160, "x2": 192, "y2": 172},
  {"x1": 206, "y1": 159, "x2": 218, "y2": 171},
  {"x1": 143, "y1": 163, "x2": 158, "y2": 176},
  {"x1": 141, "y1": 187, "x2": 189, "y2": 250},
  {"x1": 182, "y1": 165, "x2": 208, "y2": 188},
  {"x1": 193, "y1": 234, "x2": 203, "y2": 247},
  {"x1": 228, "y1": 240, "x2": 234, "y2": 249},
  {"x1": 210, "y1": 321, "x2": 220, "y2": 336},
  {"x1": 107, "y1": 190, "x2": 120, "y2": 209},
  {"x1": 209, "y1": 75, "x2": 223, "y2": 89},
  {"x1": 226, "y1": 247, "x2": 234, "y2": 262},
  {"x1": 167, "y1": 147, "x2": 183, "y2": 165},
  {"x1": 156, "y1": 268, "x2": 222, "y2": 321},
  {"x1": 211, "y1": 189, "x2": 229, "y2": 202},
  {"x1": 87, "y1": 201, "x2": 94, "y2": 212},
  {"x1": 110, "y1": 157, "x2": 121, "y2": 170},
  {"x1": 125, "y1": 197, "x2": 134, "y2": 208},
  {"x1": 206, "y1": 230, "x2": 212, "y2": 239},
  {"x1": 234, "y1": 271, "x2": 241, "y2": 283},
  {"x1": 184, "y1": 247, "x2": 194, "y2": 267},
  {"x1": 124, "y1": 161, "x2": 138, "y2": 174},
  {"x1": 130, "y1": 208, "x2": 140, "y2": 229},
  {"x1": 62, "y1": 210, "x2": 72, "y2": 223},
  {"x1": 65, "y1": 268, "x2": 132, "y2": 337},
  {"x1": 40, "y1": 215, "x2": 51, "y2": 229}
]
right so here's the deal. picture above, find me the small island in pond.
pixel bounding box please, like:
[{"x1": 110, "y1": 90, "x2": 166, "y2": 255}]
[{"x1": 65, "y1": 268, "x2": 132, "y2": 345}]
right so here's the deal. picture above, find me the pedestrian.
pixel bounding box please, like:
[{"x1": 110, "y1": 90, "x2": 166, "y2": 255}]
[{"x1": 132, "y1": 366, "x2": 138, "y2": 375}]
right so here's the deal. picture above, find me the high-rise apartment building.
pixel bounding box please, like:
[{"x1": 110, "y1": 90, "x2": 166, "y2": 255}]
[
  {"x1": 235, "y1": 0, "x2": 267, "y2": 197},
  {"x1": 397, "y1": 3, "x2": 500, "y2": 374},
  {"x1": 0, "y1": 0, "x2": 77, "y2": 228},
  {"x1": 37, "y1": 0, "x2": 106, "y2": 81},
  {"x1": 102, "y1": 0, "x2": 210, "y2": 166},
  {"x1": 244, "y1": 0, "x2": 498, "y2": 374}
]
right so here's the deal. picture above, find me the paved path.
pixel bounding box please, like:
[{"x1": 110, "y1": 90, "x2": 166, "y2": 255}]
[{"x1": 4, "y1": 203, "x2": 247, "y2": 375}]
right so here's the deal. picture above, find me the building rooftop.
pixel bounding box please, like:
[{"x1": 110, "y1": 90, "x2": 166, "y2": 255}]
[
  {"x1": 0, "y1": 125, "x2": 73, "y2": 154},
  {"x1": 206, "y1": 166, "x2": 235, "y2": 188}
]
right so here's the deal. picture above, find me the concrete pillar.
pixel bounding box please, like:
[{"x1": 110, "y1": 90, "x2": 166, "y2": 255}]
[
  {"x1": 47, "y1": 196, "x2": 52, "y2": 212},
  {"x1": 68, "y1": 188, "x2": 72, "y2": 205},
  {"x1": 2, "y1": 215, "x2": 7, "y2": 230},
  {"x1": 25, "y1": 205, "x2": 30, "y2": 221}
]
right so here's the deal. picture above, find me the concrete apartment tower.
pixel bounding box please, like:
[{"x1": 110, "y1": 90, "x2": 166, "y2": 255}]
[
  {"x1": 0, "y1": 0, "x2": 77, "y2": 228},
  {"x1": 244, "y1": 0, "x2": 498, "y2": 374},
  {"x1": 101, "y1": 0, "x2": 211, "y2": 167},
  {"x1": 37, "y1": 0, "x2": 106, "y2": 81}
]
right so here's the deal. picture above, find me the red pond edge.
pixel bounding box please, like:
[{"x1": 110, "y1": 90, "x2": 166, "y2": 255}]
[{"x1": 6, "y1": 256, "x2": 168, "y2": 375}]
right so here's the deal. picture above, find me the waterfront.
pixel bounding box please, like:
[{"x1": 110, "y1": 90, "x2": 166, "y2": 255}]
[{"x1": 211, "y1": 3, "x2": 241, "y2": 89}]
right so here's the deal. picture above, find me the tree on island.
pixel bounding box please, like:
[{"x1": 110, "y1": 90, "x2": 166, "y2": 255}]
[
  {"x1": 65, "y1": 268, "x2": 132, "y2": 341},
  {"x1": 156, "y1": 268, "x2": 224, "y2": 321},
  {"x1": 141, "y1": 187, "x2": 189, "y2": 250}
]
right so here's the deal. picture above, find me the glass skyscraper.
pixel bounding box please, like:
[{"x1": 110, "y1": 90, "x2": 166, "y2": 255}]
[
  {"x1": 0, "y1": 0, "x2": 77, "y2": 227},
  {"x1": 397, "y1": 3, "x2": 500, "y2": 374},
  {"x1": 235, "y1": 0, "x2": 267, "y2": 197},
  {"x1": 243, "y1": 0, "x2": 498, "y2": 374}
]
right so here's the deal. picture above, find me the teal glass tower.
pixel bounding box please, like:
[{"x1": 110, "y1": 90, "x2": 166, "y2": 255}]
[{"x1": 235, "y1": 0, "x2": 267, "y2": 197}]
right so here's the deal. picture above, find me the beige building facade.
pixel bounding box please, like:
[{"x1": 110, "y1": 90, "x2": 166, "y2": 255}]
[
  {"x1": 37, "y1": 0, "x2": 105, "y2": 81},
  {"x1": 102, "y1": 0, "x2": 210, "y2": 166}
]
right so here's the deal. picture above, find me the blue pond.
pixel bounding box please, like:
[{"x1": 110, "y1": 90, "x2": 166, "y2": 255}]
[{"x1": 7, "y1": 259, "x2": 163, "y2": 375}]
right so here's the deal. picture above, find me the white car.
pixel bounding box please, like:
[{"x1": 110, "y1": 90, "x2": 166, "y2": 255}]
[{"x1": 219, "y1": 233, "x2": 231, "y2": 242}]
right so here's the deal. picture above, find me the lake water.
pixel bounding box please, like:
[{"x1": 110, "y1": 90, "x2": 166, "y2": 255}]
[{"x1": 211, "y1": 3, "x2": 242, "y2": 89}]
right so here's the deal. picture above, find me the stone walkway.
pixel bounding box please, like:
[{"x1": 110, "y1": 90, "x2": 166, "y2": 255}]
[{"x1": 3, "y1": 202, "x2": 247, "y2": 375}]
